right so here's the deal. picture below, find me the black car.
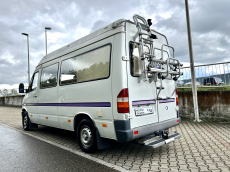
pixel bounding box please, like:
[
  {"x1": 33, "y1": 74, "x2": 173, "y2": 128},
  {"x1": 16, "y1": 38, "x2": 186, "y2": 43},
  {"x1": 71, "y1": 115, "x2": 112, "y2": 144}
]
[{"x1": 203, "y1": 77, "x2": 224, "y2": 85}]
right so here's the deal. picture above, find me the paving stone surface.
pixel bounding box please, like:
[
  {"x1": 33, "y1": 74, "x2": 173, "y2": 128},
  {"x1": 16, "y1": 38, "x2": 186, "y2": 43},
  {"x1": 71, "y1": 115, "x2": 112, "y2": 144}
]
[{"x1": 0, "y1": 106, "x2": 230, "y2": 172}]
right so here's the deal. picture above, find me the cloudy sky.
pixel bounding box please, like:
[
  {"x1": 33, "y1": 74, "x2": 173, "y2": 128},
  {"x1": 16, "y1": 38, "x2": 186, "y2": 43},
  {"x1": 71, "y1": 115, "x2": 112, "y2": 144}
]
[{"x1": 0, "y1": 0, "x2": 230, "y2": 89}]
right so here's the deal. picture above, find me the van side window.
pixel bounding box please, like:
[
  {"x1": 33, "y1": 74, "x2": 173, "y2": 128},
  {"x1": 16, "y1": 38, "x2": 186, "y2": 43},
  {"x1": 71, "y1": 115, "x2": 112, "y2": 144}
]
[
  {"x1": 60, "y1": 45, "x2": 110, "y2": 85},
  {"x1": 29, "y1": 72, "x2": 39, "y2": 91},
  {"x1": 41, "y1": 63, "x2": 58, "y2": 88}
]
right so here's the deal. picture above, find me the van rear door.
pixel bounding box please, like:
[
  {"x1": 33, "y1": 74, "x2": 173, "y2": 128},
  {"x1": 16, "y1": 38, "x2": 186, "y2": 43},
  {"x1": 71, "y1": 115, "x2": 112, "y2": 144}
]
[
  {"x1": 154, "y1": 48, "x2": 177, "y2": 122},
  {"x1": 126, "y1": 28, "x2": 177, "y2": 129},
  {"x1": 127, "y1": 42, "x2": 158, "y2": 129}
]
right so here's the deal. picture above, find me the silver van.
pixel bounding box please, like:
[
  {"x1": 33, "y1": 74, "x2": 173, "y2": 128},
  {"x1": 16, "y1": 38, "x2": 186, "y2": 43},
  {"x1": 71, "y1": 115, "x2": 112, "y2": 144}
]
[{"x1": 19, "y1": 14, "x2": 183, "y2": 153}]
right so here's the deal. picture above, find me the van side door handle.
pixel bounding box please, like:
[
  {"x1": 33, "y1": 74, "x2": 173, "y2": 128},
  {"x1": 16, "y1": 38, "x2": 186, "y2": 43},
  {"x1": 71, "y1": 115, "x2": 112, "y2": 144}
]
[{"x1": 33, "y1": 95, "x2": 38, "y2": 98}]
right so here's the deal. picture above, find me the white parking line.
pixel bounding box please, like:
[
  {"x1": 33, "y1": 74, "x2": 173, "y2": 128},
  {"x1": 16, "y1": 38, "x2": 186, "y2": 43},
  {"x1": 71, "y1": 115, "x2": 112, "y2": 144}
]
[{"x1": 0, "y1": 123, "x2": 131, "y2": 172}]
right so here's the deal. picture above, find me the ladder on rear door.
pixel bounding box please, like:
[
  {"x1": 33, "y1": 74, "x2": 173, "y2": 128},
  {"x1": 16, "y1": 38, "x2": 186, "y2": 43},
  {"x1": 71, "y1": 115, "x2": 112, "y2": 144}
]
[{"x1": 132, "y1": 14, "x2": 183, "y2": 99}]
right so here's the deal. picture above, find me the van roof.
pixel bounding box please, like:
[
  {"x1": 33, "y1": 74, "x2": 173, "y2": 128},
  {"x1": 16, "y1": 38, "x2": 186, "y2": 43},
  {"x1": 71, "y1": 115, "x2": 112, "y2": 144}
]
[
  {"x1": 36, "y1": 18, "x2": 168, "y2": 70},
  {"x1": 36, "y1": 18, "x2": 127, "y2": 68}
]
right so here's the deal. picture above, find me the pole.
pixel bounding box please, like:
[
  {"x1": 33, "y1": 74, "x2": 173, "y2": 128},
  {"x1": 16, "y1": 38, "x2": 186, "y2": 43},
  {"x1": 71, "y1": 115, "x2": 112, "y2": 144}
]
[
  {"x1": 27, "y1": 36, "x2": 30, "y2": 85},
  {"x1": 45, "y1": 29, "x2": 47, "y2": 55},
  {"x1": 185, "y1": 0, "x2": 201, "y2": 122}
]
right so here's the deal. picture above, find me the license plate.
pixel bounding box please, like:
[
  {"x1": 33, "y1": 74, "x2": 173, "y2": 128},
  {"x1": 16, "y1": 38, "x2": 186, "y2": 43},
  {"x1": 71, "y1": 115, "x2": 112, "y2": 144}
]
[{"x1": 135, "y1": 107, "x2": 154, "y2": 116}]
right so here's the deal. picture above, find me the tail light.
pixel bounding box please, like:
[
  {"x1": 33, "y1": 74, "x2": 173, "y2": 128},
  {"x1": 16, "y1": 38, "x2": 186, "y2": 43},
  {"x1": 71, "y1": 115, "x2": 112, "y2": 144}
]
[
  {"x1": 176, "y1": 89, "x2": 178, "y2": 106},
  {"x1": 117, "y1": 88, "x2": 129, "y2": 113}
]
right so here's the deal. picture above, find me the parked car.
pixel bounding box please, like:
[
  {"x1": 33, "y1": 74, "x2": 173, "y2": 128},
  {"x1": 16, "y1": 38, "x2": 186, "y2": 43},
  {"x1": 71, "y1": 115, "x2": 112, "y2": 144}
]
[
  {"x1": 184, "y1": 81, "x2": 201, "y2": 86},
  {"x1": 203, "y1": 77, "x2": 224, "y2": 85},
  {"x1": 177, "y1": 80, "x2": 185, "y2": 86}
]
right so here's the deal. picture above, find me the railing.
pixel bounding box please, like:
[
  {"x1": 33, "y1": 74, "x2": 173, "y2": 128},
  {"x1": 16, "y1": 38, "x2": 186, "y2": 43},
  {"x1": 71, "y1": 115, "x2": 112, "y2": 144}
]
[{"x1": 178, "y1": 61, "x2": 230, "y2": 87}]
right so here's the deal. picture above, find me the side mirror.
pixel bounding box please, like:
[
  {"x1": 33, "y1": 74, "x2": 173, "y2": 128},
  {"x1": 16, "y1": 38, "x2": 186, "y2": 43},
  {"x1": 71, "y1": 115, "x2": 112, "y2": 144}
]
[{"x1": 19, "y1": 83, "x2": 24, "y2": 93}]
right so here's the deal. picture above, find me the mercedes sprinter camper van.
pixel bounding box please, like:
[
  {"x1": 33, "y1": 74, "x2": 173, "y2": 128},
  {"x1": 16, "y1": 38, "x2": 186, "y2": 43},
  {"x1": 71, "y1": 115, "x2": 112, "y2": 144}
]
[{"x1": 19, "y1": 14, "x2": 183, "y2": 153}]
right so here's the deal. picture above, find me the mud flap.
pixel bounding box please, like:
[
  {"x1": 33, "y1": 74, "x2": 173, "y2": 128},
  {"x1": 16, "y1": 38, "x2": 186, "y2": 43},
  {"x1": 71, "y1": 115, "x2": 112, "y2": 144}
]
[
  {"x1": 96, "y1": 129, "x2": 110, "y2": 149},
  {"x1": 29, "y1": 121, "x2": 38, "y2": 129}
]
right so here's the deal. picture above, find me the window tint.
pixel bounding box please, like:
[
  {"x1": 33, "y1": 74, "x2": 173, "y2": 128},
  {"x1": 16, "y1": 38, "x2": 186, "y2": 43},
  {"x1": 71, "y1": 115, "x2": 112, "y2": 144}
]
[
  {"x1": 60, "y1": 45, "x2": 110, "y2": 85},
  {"x1": 29, "y1": 72, "x2": 39, "y2": 91},
  {"x1": 41, "y1": 63, "x2": 58, "y2": 88}
]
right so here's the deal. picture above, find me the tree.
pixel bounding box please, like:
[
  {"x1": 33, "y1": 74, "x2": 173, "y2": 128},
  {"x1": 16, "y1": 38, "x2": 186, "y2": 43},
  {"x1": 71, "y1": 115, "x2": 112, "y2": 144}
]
[
  {"x1": 0, "y1": 88, "x2": 18, "y2": 97},
  {"x1": 10, "y1": 89, "x2": 18, "y2": 95}
]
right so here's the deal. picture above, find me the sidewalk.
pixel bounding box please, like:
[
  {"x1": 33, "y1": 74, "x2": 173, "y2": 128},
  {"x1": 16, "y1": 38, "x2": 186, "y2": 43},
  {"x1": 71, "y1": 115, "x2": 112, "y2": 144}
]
[{"x1": 0, "y1": 106, "x2": 229, "y2": 172}]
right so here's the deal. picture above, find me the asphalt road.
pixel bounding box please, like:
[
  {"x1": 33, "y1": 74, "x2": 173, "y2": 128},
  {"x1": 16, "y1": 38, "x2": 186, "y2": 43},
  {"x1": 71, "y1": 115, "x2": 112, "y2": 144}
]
[{"x1": 0, "y1": 124, "x2": 119, "y2": 172}]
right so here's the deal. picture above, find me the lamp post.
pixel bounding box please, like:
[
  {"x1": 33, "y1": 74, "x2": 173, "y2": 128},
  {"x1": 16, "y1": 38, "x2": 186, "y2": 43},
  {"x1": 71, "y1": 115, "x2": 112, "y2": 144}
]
[
  {"x1": 45, "y1": 27, "x2": 51, "y2": 55},
  {"x1": 185, "y1": 0, "x2": 201, "y2": 122},
  {"x1": 22, "y1": 33, "x2": 30, "y2": 85}
]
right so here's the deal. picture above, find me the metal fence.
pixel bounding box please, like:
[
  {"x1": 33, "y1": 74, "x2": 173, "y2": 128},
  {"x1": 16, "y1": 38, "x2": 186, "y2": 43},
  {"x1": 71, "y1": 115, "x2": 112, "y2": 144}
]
[{"x1": 178, "y1": 61, "x2": 230, "y2": 87}]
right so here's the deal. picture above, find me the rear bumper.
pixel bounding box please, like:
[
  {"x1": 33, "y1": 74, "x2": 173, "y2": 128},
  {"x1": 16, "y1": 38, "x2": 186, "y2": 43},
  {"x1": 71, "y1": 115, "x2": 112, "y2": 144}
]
[{"x1": 114, "y1": 117, "x2": 181, "y2": 142}]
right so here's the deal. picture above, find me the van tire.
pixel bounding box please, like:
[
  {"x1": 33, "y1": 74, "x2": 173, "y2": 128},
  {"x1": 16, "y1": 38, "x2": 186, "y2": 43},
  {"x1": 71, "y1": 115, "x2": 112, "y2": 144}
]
[
  {"x1": 77, "y1": 119, "x2": 97, "y2": 153},
  {"x1": 22, "y1": 113, "x2": 30, "y2": 131}
]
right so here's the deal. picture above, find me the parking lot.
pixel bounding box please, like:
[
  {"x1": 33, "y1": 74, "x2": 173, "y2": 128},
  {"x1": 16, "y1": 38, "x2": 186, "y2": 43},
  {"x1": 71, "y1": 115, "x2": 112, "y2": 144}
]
[{"x1": 0, "y1": 106, "x2": 230, "y2": 172}]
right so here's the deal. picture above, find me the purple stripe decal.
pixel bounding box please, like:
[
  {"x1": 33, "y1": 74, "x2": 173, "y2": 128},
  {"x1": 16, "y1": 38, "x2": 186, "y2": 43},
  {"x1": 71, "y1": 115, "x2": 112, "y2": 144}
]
[
  {"x1": 132, "y1": 99, "x2": 156, "y2": 106},
  {"x1": 24, "y1": 102, "x2": 111, "y2": 107},
  {"x1": 159, "y1": 98, "x2": 175, "y2": 104}
]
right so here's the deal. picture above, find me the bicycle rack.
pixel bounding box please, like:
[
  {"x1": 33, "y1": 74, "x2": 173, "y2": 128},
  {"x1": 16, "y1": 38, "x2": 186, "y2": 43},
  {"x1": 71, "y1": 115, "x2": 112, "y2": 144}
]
[{"x1": 132, "y1": 14, "x2": 183, "y2": 99}]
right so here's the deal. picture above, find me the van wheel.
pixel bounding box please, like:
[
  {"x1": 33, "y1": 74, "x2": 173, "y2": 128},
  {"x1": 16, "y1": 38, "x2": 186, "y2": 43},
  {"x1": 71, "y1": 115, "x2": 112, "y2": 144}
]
[
  {"x1": 22, "y1": 114, "x2": 30, "y2": 131},
  {"x1": 77, "y1": 119, "x2": 97, "y2": 153}
]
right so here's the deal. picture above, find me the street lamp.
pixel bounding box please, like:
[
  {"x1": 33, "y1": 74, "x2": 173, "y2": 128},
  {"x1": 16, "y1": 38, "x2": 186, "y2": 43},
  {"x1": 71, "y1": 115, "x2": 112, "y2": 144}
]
[
  {"x1": 22, "y1": 33, "x2": 30, "y2": 85},
  {"x1": 45, "y1": 27, "x2": 51, "y2": 55},
  {"x1": 185, "y1": 0, "x2": 200, "y2": 122}
]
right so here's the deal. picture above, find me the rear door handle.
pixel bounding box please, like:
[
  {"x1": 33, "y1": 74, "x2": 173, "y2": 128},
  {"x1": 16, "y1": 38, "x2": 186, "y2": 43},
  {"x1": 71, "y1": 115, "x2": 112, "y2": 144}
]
[{"x1": 33, "y1": 95, "x2": 37, "y2": 98}]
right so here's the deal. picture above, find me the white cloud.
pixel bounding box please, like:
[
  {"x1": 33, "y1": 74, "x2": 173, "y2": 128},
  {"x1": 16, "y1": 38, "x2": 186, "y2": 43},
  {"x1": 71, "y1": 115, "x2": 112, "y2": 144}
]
[
  {"x1": 216, "y1": 47, "x2": 226, "y2": 52},
  {"x1": 0, "y1": 84, "x2": 20, "y2": 90},
  {"x1": 0, "y1": 51, "x2": 20, "y2": 65},
  {"x1": 47, "y1": 32, "x2": 67, "y2": 44}
]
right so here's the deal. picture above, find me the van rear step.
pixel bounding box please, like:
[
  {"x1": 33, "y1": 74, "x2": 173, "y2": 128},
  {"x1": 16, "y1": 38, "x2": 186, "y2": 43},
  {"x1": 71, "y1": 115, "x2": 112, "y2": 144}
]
[{"x1": 133, "y1": 131, "x2": 181, "y2": 149}]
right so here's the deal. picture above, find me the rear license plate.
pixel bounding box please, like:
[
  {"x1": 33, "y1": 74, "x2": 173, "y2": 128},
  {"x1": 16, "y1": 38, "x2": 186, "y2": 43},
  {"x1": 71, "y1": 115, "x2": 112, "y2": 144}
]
[{"x1": 135, "y1": 107, "x2": 154, "y2": 116}]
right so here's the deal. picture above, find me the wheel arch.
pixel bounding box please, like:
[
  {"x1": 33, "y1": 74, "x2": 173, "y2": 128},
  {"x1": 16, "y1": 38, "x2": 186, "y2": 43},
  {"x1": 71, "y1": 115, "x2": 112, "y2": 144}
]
[
  {"x1": 22, "y1": 108, "x2": 27, "y2": 117},
  {"x1": 22, "y1": 107, "x2": 27, "y2": 113},
  {"x1": 73, "y1": 112, "x2": 96, "y2": 132}
]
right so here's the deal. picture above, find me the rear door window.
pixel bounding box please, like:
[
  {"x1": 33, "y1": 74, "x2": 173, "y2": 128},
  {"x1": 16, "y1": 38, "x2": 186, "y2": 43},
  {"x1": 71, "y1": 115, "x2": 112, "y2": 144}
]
[{"x1": 129, "y1": 42, "x2": 150, "y2": 77}]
